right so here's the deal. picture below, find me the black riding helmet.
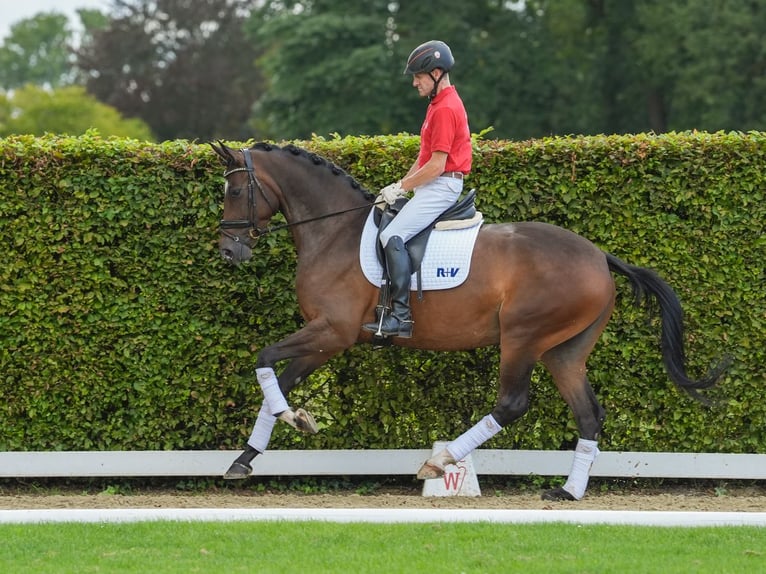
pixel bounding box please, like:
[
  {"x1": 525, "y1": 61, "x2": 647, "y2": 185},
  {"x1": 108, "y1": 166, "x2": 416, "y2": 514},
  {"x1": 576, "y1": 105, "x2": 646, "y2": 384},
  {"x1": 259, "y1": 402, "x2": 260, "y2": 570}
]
[
  {"x1": 403, "y1": 40, "x2": 455, "y2": 75},
  {"x1": 404, "y1": 41, "x2": 454, "y2": 101},
  {"x1": 404, "y1": 40, "x2": 454, "y2": 100}
]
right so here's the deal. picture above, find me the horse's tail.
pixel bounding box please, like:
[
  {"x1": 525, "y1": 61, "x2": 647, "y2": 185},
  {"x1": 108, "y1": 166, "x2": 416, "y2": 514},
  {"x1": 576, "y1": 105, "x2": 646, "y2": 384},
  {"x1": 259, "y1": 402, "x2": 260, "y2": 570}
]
[{"x1": 605, "y1": 252, "x2": 730, "y2": 403}]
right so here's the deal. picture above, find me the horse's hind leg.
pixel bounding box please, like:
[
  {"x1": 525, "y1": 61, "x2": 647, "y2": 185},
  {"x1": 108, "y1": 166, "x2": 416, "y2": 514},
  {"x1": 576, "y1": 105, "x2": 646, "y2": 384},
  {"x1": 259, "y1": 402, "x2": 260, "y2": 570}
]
[
  {"x1": 539, "y1": 314, "x2": 610, "y2": 500},
  {"x1": 417, "y1": 351, "x2": 535, "y2": 479}
]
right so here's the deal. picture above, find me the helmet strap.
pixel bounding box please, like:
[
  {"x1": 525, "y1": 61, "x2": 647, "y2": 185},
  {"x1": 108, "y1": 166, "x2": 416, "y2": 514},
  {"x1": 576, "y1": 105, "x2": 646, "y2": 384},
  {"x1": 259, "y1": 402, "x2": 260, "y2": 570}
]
[{"x1": 428, "y1": 70, "x2": 446, "y2": 100}]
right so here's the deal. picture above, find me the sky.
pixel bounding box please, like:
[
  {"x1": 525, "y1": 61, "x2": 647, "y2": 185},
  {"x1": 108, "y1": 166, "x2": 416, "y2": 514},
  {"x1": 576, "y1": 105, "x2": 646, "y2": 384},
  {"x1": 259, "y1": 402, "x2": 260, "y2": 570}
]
[{"x1": 0, "y1": 0, "x2": 109, "y2": 42}]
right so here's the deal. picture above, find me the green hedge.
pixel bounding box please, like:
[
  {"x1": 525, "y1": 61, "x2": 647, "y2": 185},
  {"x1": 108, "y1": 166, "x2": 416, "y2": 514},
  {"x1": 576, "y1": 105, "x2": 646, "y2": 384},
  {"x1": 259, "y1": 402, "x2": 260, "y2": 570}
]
[{"x1": 0, "y1": 131, "x2": 763, "y2": 454}]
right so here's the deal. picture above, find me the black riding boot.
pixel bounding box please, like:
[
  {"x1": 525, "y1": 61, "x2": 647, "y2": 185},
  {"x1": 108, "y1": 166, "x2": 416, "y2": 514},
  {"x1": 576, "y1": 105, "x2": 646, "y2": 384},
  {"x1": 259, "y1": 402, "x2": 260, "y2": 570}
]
[{"x1": 362, "y1": 236, "x2": 413, "y2": 338}]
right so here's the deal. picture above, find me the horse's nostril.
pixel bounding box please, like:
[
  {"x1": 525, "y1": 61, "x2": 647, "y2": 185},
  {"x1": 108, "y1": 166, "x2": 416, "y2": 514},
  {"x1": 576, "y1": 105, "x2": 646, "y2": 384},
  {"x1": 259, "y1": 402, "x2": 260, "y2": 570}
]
[{"x1": 221, "y1": 249, "x2": 234, "y2": 261}]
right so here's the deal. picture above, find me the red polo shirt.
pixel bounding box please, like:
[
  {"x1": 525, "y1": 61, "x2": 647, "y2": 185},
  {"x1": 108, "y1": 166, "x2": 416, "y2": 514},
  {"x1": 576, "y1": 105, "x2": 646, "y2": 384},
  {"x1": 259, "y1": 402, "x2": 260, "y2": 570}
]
[{"x1": 417, "y1": 85, "x2": 472, "y2": 174}]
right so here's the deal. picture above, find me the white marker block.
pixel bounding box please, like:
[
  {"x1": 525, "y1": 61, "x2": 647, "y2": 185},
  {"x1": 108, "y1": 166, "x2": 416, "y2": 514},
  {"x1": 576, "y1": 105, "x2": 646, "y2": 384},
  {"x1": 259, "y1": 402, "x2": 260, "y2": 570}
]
[{"x1": 421, "y1": 441, "x2": 481, "y2": 497}]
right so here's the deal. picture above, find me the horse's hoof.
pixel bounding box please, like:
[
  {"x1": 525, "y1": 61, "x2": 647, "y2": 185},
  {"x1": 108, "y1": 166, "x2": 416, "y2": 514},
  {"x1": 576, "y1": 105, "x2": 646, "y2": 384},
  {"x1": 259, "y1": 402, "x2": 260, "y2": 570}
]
[
  {"x1": 293, "y1": 408, "x2": 318, "y2": 434},
  {"x1": 541, "y1": 487, "x2": 577, "y2": 501},
  {"x1": 280, "y1": 408, "x2": 319, "y2": 434},
  {"x1": 223, "y1": 461, "x2": 252, "y2": 480},
  {"x1": 416, "y1": 462, "x2": 445, "y2": 480}
]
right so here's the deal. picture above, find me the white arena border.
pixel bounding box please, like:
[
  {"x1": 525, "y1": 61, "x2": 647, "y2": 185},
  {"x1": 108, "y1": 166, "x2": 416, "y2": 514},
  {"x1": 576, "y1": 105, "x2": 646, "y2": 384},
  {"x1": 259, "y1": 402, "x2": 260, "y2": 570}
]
[
  {"x1": 2, "y1": 508, "x2": 766, "y2": 527},
  {"x1": 3, "y1": 449, "x2": 766, "y2": 479}
]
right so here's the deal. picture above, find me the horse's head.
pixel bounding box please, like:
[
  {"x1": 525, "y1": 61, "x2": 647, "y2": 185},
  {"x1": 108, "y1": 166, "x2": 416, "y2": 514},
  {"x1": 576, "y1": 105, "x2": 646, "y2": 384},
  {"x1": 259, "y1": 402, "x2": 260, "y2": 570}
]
[{"x1": 210, "y1": 142, "x2": 279, "y2": 265}]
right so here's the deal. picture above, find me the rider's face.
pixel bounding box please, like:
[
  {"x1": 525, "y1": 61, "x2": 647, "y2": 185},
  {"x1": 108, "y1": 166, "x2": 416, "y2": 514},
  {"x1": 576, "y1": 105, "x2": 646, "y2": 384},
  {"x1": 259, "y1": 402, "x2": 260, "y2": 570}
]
[{"x1": 412, "y1": 71, "x2": 438, "y2": 97}]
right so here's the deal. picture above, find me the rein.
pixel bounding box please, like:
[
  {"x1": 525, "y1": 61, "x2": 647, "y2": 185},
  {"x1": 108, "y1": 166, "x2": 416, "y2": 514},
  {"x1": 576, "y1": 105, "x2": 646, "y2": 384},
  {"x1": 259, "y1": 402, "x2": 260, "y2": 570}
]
[
  {"x1": 220, "y1": 148, "x2": 384, "y2": 242},
  {"x1": 250, "y1": 201, "x2": 384, "y2": 238}
]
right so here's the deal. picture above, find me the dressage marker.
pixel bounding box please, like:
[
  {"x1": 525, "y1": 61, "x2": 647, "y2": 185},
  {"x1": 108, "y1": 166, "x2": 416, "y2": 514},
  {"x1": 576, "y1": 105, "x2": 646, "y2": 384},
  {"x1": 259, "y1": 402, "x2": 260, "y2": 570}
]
[{"x1": 421, "y1": 442, "x2": 481, "y2": 497}]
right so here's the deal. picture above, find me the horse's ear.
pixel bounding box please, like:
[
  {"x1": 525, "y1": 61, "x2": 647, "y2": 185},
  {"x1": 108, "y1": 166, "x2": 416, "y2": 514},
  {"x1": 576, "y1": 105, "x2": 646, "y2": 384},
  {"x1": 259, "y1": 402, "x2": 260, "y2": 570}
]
[{"x1": 209, "y1": 140, "x2": 235, "y2": 165}]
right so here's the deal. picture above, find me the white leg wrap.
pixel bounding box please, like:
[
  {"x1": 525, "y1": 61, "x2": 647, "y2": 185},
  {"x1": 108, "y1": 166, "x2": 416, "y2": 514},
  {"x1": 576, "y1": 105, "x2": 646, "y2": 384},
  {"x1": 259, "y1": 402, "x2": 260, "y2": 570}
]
[
  {"x1": 446, "y1": 414, "x2": 503, "y2": 461},
  {"x1": 562, "y1": 438, "x2": 600, "y2": 500},
  {"x1": 256, "y1": 367, "x2": 289, "y2": 416},
  {"x1": 247, "y1": 404, "x2": 277, "y2": 453}
]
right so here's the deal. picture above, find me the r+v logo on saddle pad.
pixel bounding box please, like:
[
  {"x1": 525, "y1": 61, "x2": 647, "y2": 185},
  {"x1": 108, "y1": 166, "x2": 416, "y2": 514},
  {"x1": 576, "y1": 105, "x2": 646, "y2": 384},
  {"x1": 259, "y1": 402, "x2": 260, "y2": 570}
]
[{"x1": 436, "y1": 267, "x2": 460, "y2": 278}]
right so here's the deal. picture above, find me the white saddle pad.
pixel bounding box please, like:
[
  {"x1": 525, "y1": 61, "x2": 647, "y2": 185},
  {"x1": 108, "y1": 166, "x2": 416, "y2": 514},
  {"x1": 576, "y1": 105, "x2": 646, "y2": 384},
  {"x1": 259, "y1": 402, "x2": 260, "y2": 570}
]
[{"x1": 359, "y1": 208, "x2": 483, "y2": 290}]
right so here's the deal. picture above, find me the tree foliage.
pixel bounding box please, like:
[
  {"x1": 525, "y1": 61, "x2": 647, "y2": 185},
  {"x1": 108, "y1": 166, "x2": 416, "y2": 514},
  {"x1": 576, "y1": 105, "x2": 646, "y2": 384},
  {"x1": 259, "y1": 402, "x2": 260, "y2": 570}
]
[
  {"x1": 4, "y1": 1, "x2": 766, "y2": 139},
  {"x1": 247, "y1": 7, "x2": 402, "y2": 138},
  {"x1": 0, "y1": 85, "x2": 154, "y2": 139},
  {"x1": 246, "y1": 0, "x2": 766, "y2": 140},
  {"x1": 76, "y1": 0, "x2": 264, "y2": 141},
  {"x1": 629, "y1": 0, "x2": 766, "y2": 133},
  {"x1": 0, "y1": 13, "x2": 73, "y2": 89}
]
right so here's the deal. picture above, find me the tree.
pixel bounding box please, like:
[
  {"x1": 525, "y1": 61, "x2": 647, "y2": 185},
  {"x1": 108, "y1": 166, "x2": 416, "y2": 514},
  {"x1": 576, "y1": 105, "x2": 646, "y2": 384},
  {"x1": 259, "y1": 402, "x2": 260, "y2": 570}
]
[
  {"x1": 537, "y1": 0, "x2": 766, "y2": 135},
  {"x1": 247, "y1": 2, "x2": 402, "y2": 139},
  {"x1": 0, "y1": 85, "x2": 154, "y2": 140},
  {"x1": 0, "y1": 13, "x2": 73, "y2": 89},
  {"x1": 245, "y1": 0, "x2": 766, "y2": 140},
  {"x1": 629, "y1": 0, "x2": 766, "y2": 133},
  {"x1": 245, "y1": 0, "x2": 610, "y2": 140},
  {"x1": 246, "y1": 0, "x2": 527, "y2": 139},
  {"x1": 76, "y1": 0, "x2": 264, "y2": 141},
  {"x1": 10, "y1": 0, "x2": 763, "y2": 141}
]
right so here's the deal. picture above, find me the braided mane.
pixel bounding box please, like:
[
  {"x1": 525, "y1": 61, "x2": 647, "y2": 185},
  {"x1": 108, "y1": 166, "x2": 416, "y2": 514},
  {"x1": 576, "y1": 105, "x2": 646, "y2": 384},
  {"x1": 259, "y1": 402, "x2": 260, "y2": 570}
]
[{"x1": 250, "y1": 142, "x2": 375, "y2": 201}]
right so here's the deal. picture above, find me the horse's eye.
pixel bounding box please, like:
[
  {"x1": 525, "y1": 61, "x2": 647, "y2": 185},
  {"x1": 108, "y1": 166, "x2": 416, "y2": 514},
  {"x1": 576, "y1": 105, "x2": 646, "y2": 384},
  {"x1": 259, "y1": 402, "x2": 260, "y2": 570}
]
[{"x1": 228, "y1": 186, "x2": 242, "y2": 198}]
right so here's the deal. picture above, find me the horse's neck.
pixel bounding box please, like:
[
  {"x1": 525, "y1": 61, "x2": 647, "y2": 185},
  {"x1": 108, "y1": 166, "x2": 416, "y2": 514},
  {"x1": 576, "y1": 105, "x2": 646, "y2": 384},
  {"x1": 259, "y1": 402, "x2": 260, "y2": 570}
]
[
  {"x1": 278, "y1": 172, "x2": 368, "y2": 257},
  {"x1": 288, "y1": 204, "x2": 368, "y2": 258}
]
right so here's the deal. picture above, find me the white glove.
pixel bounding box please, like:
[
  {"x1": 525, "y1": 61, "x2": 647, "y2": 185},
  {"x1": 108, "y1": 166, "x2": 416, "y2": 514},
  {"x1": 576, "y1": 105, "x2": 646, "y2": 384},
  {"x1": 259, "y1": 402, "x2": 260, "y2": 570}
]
[{"x1": 380, "y1": 181, "x2": 405, "y2": 205}]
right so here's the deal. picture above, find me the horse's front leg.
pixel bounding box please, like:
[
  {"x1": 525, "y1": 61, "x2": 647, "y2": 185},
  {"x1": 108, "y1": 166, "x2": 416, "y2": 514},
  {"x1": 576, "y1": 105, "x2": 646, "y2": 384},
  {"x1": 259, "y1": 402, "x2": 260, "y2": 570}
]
[
  {"x1": 224, "y1": 402, "x2": 277, "y2": 479},
  {"x1": 224, "y1": 319, "x2": 355, "y2": 479},
  {"x1": 223, "y1": 354, "x2": 326, "y2": 480},
  {"x1": 255, "y1": 365, "x2": 318, "y2": 434}
]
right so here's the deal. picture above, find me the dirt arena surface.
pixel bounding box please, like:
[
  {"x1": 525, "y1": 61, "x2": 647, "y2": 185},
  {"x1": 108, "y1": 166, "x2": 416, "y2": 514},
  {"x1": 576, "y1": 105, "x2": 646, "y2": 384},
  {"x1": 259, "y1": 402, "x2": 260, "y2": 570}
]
[{"x1": 2, "y1": 482, "x2": 765, "y2": 512}]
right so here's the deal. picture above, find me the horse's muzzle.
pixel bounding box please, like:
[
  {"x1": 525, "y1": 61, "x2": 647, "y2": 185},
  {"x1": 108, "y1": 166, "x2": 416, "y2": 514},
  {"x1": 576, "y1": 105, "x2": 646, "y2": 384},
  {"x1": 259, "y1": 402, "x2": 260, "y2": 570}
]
[{"x1": 219, "y1": 238, "x2": 253, "y2": 265}]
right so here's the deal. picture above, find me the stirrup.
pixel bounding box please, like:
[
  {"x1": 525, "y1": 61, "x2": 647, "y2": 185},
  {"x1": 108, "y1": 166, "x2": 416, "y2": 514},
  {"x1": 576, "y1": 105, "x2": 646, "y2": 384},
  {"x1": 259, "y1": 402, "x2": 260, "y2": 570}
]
[
  {"x1": 361, "y1": 305, "x2": 390, "y2": 336},
  {"x1": 363, "y1": 315, "x2": 413, "y2": 338}
]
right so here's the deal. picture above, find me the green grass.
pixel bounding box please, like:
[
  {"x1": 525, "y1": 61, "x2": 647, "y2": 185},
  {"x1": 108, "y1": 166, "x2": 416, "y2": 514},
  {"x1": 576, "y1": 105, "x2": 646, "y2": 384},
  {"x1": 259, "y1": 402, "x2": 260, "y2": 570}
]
[{"x1": 0, "y1": 521, "x2": 763, "y2": 573}]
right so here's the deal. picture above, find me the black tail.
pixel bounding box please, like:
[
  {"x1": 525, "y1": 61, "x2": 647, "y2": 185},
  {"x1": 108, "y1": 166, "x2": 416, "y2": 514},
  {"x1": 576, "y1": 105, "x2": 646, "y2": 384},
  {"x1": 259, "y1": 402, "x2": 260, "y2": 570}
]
[{"x1": 606, "y1": 253, "x2": 730, "y2": 403}]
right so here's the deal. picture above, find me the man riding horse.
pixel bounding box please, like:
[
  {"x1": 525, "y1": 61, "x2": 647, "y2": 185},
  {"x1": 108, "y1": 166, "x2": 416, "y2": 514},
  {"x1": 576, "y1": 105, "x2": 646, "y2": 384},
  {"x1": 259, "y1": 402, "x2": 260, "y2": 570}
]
[
  {"x1": 211, "y1": 41, "x2": 728, "y2": 501},
  {"x1": 362, "y1": 40, "x2": 472, "y2": 339}
]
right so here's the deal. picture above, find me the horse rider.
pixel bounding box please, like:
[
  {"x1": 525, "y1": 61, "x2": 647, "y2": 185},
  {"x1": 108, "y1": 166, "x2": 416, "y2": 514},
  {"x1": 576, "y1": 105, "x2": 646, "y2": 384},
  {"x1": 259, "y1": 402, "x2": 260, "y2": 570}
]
[{"x1": 362, "y1": 40, "x2": 472, "y2": 339}]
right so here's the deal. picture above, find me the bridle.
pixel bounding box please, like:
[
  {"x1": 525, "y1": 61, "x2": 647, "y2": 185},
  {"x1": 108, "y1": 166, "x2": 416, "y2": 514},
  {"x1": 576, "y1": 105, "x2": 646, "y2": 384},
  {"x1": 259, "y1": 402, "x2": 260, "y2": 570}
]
[
  {"x1": 219, "y1": 147, "x2": 385, "y2": 244},
  {"x1": 219, "y1": 148, "x2": 278, "y2": 244}
]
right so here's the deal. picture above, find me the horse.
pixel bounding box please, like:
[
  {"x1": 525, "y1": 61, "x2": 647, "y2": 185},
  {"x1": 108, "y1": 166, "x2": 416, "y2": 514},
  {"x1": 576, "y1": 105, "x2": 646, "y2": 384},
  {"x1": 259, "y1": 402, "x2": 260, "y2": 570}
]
[{"x1": 209, "y1": 141, "x2": 728, "y2": 501}]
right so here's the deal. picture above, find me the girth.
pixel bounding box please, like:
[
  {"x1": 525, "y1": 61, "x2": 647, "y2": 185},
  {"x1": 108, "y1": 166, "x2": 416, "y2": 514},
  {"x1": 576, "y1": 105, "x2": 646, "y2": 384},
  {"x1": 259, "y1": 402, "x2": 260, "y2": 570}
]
[{"x1": 373, "y1": 189, "x2": 477, "y2": 299}]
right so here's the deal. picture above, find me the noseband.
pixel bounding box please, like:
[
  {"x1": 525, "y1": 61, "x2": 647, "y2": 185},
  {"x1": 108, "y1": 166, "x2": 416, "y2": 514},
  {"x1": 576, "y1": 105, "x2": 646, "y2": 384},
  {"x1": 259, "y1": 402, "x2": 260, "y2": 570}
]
[{"x1": 220, "y1": 149, "x2": 277, "y2": 243}]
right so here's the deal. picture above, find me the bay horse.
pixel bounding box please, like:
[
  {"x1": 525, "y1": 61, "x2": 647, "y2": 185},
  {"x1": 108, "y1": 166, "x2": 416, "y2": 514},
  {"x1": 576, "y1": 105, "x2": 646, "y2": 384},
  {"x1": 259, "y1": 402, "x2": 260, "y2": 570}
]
[{"x1": 210, "y1": 141, "x2": 727, "y2": 500}]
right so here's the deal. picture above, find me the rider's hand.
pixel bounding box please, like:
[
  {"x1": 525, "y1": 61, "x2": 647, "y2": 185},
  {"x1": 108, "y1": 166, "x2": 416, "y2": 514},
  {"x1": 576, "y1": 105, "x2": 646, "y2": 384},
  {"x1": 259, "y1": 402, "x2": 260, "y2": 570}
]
[{"x1": 380, "y1": 181, "x2": 405, "y2": 205}]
